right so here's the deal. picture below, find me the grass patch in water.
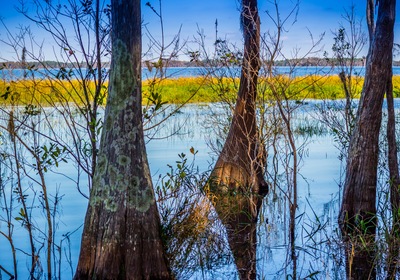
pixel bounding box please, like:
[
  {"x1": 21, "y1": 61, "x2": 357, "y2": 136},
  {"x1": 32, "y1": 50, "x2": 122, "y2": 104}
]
[
  {"x1": 1, "y1": 75, "x2": 400, "y2": 105},
  {"x1": 0, "y1": 79, "x2": 107, "y2": 106}
]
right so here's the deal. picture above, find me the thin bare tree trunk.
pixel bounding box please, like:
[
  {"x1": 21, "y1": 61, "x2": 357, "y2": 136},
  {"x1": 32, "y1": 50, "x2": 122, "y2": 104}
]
[
  {"x1": 74, "y1": 1, "x2": 171, "y2": 278},
  {"x1": 386, "y1": 66, "x2": 400, "y2": 279}
]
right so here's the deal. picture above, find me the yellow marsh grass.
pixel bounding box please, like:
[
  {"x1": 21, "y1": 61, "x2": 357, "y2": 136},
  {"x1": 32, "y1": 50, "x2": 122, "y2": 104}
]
[
  {"x1": 260, "y1": 75, "x2": 365, "y2": 100},
  {"x1": 142, "y1": 77, "x2": 232, "y2": 104},
  {"x1": 0, "y1": 79, "x2": 106, "y2": 106},
  {"x1": 1, "y1": 75, "x2": 400, "y2": 105}
]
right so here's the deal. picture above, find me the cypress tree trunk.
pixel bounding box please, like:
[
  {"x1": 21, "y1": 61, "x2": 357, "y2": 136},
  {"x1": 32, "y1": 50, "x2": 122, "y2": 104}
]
[
  {"x1": 339, "y1": 0, "x2": 395, "y2": 278},
  {"x1": 210, "y1": 0, "x2": 268, "y2": 215},
  {"x1": 208, "y1": 0, "x2": 268, "y2": 278},
  {"x1": 74, "y1": 1, "x2": 171, "y2": 279},
  {"x1": 386, "y1": 63, "x2": 400, "y2": 279}
]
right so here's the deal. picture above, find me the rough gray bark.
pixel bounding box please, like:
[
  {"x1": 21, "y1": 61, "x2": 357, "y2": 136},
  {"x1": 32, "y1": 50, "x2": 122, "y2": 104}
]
[
  {"x1": 74, "y1": 0, "x2": 171, "y2": 279},
  {"x1": 208, "y1": 0, "x2": 267, "y2": 278},
  {"x1": 339, "y1": 0, "x2": 396, "y2": 278}
]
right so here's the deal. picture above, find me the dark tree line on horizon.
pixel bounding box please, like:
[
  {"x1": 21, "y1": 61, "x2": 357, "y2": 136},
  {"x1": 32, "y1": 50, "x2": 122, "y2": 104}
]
[{"x1": 3, "y1": 56, "x2": 400, "y2": 69}]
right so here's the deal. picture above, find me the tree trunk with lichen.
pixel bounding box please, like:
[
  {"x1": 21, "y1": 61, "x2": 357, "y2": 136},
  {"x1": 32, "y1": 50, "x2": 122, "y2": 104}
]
[
  {"x1": 74, "y1": 1, "x2": 171, "y2": 279},
  {"x1": 338, "y1": 0, "x2": 395, "y2": 278},
  {"x1": 208, "y1": 0, "x2": 267, "y2": 278}
]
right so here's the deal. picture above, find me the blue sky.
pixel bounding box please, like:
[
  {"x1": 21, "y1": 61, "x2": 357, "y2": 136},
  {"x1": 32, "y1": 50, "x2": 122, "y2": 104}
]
[{"x1": 0, "y1": 0, "x2": 399, "y2": 61}]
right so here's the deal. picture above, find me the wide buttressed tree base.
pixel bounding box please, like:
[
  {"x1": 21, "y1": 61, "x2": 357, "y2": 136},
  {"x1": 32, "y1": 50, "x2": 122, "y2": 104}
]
[
  {"x1": 74, "y1": 0, "x2": 171, "y2": 279},
  {"x1": 207, "y1": 0, "x2": 268, "y2": 279}
]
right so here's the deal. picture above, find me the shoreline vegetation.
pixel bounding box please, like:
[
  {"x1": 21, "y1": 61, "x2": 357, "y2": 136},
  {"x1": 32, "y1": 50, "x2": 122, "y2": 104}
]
[{"x1": 0, "y1": 75, "x2": 400, "y2": 105}]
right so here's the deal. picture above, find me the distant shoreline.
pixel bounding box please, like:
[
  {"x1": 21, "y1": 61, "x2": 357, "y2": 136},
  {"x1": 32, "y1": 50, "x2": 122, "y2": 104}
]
[{"x1": 2, "y1": 57, "x2": 400, "y2": 69}]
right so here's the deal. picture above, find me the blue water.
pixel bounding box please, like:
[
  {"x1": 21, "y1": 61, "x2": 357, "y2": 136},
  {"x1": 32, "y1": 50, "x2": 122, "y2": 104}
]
[
  {"x1": 0, "y1": 103, "x2": 343, "y2": 279},
  {"x1": 1, "y1": 66, "x2": 400, "y2": 80}
]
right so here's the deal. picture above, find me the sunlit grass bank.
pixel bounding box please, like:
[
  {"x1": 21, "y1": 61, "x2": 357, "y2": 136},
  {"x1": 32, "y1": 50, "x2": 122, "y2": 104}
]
[
  {"x1": 0, "y1": 79, "x2": 107, "y2": 106},
  {"x1": 1, "y1": 75, "x2": 400, "y2": 105},
  {"x1": 142, "y1": 77, "x2": 225, "y2": 104},
  {"x1": 141, "y1": 75, "x2": 400, "y2": 103}
]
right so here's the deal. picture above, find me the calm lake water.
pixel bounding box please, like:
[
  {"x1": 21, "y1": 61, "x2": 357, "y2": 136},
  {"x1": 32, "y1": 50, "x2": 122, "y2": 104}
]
[
  {"x1": 2, "y1": 66, "x2": 400, "y2": 80},
  {"x1": 0, "y1": 101, "x2": 350, "y2": 279}
]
